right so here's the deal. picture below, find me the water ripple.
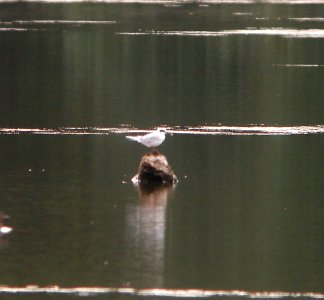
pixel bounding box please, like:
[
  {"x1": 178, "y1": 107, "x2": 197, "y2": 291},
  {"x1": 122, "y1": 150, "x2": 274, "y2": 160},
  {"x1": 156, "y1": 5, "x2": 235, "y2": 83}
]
[
  {"x1": 273, "y1": 64, "x2": 324, "y2": 67},
  {"x1": 0, "y1": 20, "x2": 117, "y2": 25},
  {"x1": 289, "y1": 17, "x2": 324, "y2": 22},
  {"x1": 0, "y1": 125, "x2": 323, "y2": 136},
  {"x1": 0, "y1": 0, "x2": 322, "y2": 3},
  {"x1": 0, "y1": 286, "x2": 323, "y2": 298},
  {"x1": 117, "y1": 28, "x2": 324, "y2": 38}
]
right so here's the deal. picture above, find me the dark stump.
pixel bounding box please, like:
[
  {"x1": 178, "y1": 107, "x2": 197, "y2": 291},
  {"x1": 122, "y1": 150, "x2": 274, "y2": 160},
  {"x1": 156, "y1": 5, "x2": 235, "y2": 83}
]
[{"x1": 132, "y1": 150, "x2": 177, "y2": 185}]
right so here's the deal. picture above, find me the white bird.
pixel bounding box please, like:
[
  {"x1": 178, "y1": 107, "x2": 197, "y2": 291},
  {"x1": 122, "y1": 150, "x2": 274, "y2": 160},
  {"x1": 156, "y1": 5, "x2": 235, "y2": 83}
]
[{"x1": 126, "y1": 128, "x2": 166, "y2": 148}]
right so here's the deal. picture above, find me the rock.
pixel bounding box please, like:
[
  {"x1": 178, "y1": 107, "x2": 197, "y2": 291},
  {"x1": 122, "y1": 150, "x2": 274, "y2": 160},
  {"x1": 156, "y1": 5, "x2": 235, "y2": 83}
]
[{"x1": 132, "y1": 150, "x2": 177, "y2": 185}]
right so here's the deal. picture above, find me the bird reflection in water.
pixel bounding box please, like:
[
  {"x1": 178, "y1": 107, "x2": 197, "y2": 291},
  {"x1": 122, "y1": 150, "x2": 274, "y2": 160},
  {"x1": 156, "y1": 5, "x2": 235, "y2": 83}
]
[{"x1": 124, "y1": 182, "x2": 175, "y2": 288}]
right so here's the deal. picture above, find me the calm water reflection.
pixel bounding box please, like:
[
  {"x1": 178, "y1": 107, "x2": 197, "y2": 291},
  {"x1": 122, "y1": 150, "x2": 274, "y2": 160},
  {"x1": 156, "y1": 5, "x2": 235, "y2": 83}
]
[
  {"x1": 124, "y1": 185, "x2": 173, "y2": 287},
  {"x1": 0, "y1": 1, "x2": 323, "y2": 299}
]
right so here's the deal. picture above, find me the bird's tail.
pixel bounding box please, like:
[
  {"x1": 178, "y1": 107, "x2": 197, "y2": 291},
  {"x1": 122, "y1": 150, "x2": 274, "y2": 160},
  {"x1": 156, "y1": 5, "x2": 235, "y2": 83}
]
[{"x1": 126, "y1": 136, "x2": 140, "y2": 142}]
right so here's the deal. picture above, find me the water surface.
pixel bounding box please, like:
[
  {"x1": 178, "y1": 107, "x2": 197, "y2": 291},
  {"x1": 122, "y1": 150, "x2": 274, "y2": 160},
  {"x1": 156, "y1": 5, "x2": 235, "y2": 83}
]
[{"x1": 0, "y1": 1, "x2": 323, "y2": 299}]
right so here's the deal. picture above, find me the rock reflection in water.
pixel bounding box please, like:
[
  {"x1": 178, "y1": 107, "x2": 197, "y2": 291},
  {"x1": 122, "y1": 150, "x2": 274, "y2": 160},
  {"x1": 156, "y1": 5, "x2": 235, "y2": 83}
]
[{"x1": 124, "y1": 183, "x2": 174, "y2": 287}]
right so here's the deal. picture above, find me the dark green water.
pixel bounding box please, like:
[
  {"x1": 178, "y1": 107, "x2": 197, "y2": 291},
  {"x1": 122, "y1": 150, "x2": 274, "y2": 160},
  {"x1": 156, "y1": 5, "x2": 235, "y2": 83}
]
[{"x1": 0, "y1": 2, "x2": 323, "y2": 299}]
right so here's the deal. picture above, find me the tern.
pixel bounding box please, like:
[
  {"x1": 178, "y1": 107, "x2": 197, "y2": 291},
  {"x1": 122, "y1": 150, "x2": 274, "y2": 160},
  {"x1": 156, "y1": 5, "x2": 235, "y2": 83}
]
[{"x1": 126, "y1": 128, "x2": 166, "y2": 148}]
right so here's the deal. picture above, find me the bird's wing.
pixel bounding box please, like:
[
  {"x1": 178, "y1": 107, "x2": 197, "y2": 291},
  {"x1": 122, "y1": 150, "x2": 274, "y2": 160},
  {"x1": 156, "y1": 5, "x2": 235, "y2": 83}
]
[
  {"x1": 140, "y1": 132, "x2": 157, "y2": 143},
  {"x1": 141, "y1": 132, "x2": 164, "y2": 146}
]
